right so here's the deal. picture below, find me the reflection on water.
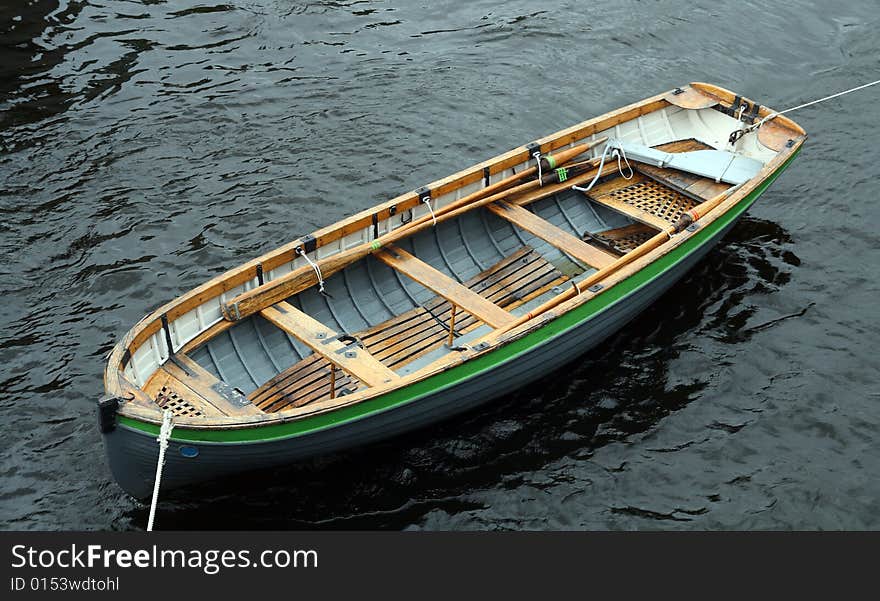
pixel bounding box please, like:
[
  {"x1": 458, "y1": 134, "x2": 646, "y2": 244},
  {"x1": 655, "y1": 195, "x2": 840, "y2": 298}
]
[{"x1": 2, "y1": 0, "x2": 880, "y2": 530}]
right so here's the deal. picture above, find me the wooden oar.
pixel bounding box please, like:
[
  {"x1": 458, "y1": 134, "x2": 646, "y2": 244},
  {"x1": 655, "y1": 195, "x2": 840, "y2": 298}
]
[
  {"x1": 382, "y1": 136, "x2": 608, "y2": 238},
  {"x1": 223, "y1": 140, "x2": 609, "y2": 322},
  {"x1": 492, "y1": 184, "x2": 744, "y2": 336}
]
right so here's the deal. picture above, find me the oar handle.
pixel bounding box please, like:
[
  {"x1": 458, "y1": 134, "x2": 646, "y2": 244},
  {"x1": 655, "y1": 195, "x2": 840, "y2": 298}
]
[
  {"x1": 672, "y1": 183, "x2": 744, "y2": 232},
  {"x1": 538, "y1": 137, "x2": 608, "y2": 171}
]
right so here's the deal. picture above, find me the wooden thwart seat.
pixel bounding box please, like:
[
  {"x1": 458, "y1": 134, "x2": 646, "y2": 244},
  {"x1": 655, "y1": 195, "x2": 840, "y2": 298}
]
[
  {"x1": 374, "y1": 244, "x2": 516, "y2": 329},
  {"x1": 250, "y1": 246, "x2": 566, "y2": 412},
  {"x1": 261, "y1": 301, "x2": 400, "y2": 387},
  {"x1": 487, "y1": 200, "x2": 617, "y2": 269},
  {"x1": 362, "y1": 246, "x2": 563, "y2": 367}
]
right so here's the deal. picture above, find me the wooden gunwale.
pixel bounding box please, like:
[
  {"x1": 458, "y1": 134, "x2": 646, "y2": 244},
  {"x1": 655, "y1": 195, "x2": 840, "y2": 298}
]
[{"x1": 108, "y1": 83, "x2": 805, "y2": 431}]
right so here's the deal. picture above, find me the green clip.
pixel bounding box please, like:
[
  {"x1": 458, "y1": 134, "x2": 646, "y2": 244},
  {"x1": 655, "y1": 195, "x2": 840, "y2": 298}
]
[{"x1": 556, "y1": 167, "x2": 568, "y2": 182}]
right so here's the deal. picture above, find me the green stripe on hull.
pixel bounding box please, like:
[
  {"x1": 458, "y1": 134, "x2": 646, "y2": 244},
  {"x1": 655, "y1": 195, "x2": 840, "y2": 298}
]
[{"x1": 118, "y1": 148, "x2": 801, "y2": 443}]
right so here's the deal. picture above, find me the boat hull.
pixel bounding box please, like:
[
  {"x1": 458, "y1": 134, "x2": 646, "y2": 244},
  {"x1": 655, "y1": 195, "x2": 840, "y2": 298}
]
[{"x1": 104, "y1": 187, "x2": 763, "y2": 499}]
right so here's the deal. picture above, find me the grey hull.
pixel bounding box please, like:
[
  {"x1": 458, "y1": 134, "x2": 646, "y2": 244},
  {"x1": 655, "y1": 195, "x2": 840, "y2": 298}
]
[{"x1": 104, "y1": 213, "x2": 741, "y2": 499}]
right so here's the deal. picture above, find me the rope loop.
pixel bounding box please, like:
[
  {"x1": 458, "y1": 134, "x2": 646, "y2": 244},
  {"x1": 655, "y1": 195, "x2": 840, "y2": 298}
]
[
  {"x1": 612, "y1": 145, "x2": 634, "y2": 180},
  {"x1": 422, "y1": 196, "x2": 437, "y2": 226},
  {"x1": 571, "y1": 138, "x2": 632, "y2": 193},
  {"x1": 572, "y1": 139, "x2": 614, "y2": 194},
  {"x1": 297, "y1": 246, "x2": 326, "y2": 294}
]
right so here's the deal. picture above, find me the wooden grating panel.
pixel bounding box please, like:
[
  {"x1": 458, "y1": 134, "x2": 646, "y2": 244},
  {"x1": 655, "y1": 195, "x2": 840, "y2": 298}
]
[
  {"x1": 156, "y1": 385, "x2": 204, "y2": 418},
  {"x1": 587, "y1": 223, "x2": 657, "y2": 254},
  {"x1": 602, "y1": 179, "x2": 697, "y2": 224},
  {"x1": 600, "y1": 230, "x2": 652, "y2": 253}
]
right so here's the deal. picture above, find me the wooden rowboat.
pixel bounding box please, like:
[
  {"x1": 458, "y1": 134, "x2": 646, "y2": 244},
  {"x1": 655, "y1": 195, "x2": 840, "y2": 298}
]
[{"x1": 100, "y1": 83, "x2": 805, "y2": 498}]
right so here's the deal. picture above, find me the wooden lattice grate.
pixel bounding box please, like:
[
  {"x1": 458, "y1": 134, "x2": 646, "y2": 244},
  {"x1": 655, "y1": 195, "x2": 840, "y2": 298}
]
[
  {"x1": 606, "y1": 180, "x2": 697, "y2": 223},
  {"x1": 156, "y1": 385, "x2": 204, "y2": 418},
  {"x1": 593, "y1": 229, "x2": 653, "y2": 253}
]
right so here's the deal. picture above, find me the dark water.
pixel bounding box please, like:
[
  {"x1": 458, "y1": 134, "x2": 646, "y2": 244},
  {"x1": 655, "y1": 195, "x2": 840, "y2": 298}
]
[{"x1": 1, "y1": 0, "x2": 878, "y2": 530}]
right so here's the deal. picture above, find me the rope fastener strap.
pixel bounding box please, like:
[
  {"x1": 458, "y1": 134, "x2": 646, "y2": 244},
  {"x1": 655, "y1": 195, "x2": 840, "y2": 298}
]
[
  {"x1": 534, "y1": 150, "x2": 544, "y2": 186},
  {"x1": 415, "y1": 187, "x2": 436, "y2": 226},
  {"x1": 147, "y1": 409, "x2": 174, "y2": 532}
]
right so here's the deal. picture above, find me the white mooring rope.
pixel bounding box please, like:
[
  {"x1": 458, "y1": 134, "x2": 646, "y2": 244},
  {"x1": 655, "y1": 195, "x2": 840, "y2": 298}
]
[
  {"x1": 147, "y1": 409, "x2": 174, "y2": 532},
  {"x1": 746, "y1": 77, "x2": 880, "y2": 133}
]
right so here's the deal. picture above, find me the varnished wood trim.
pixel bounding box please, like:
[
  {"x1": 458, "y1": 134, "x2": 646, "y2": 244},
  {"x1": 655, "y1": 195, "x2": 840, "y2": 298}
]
[
  {"x1": 663, "y1": 85, "x2": 719, "y2": 110},
  {"x1": 107, "y1": 90, "x2": 674, "y2": 394}
]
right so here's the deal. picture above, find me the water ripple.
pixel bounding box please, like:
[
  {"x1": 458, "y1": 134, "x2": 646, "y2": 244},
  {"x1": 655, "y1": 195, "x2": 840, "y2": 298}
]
[{"x1": 2, "y1": 0, "x2": 880, "y2": 531}]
